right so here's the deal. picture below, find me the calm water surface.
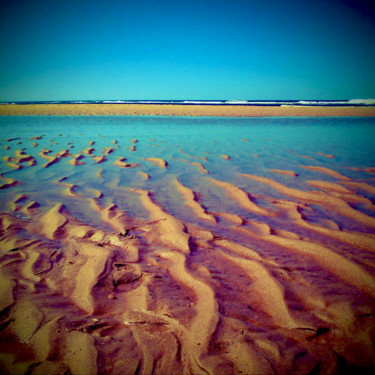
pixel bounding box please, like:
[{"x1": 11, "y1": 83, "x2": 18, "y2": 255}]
[{"x1": 1, "y1": 116, "x2": 374, "y2": 227}]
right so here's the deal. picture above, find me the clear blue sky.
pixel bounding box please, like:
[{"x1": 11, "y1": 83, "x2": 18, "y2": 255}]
[{"x1": 0, "y1": 0, "x2": 374, "y2": 101}]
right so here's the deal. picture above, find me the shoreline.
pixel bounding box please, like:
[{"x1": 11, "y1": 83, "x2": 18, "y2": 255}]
[{"x1": 1, "y1": 103, "x2": 375, "y2": 116}]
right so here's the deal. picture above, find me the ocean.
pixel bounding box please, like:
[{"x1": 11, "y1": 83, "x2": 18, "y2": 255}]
[{"x1": 1, "y1": 99, "x2": 375, "y2": 106}]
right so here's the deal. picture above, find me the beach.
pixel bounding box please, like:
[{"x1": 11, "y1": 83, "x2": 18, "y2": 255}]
[
  {"x1": 2, "y1": 0, "x2": 375, "y2": 370},
  {"x1": 0, "y1": 115, "x2": 375, "y2": 374},
  {"x1": 1, "y1": 103, "x2": 375, "y2": 116}
]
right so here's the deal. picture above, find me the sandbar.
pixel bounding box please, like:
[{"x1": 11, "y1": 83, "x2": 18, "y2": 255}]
[{"x1": 1, "y1": 103, "x2": 375, "y2": 116}]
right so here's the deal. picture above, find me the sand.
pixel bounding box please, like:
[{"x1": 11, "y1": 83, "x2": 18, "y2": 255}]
[
  {"x1": 0, "y1": 103, "x2": 375, "y2": 116},
  {"x1": 0, "y1": 117, "x2": 375, "y2": 374}
]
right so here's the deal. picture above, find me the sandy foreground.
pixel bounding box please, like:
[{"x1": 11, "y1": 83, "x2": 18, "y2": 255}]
[
  {"x1": 1, "y1": 103, "x2": 375, "y2": 116},
  {"x1": 1, "y1": 119, "x2": 375, "y2": 374}
]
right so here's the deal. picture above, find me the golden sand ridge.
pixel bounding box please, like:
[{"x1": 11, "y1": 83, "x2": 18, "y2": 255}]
[{"x1": 1, "y1": 103, "x2": 375, "y2": 116}]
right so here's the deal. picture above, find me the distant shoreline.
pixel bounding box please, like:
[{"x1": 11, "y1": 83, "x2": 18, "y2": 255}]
[{"x1": 1, "y1": 103, "x2": 375, "y2": 117}]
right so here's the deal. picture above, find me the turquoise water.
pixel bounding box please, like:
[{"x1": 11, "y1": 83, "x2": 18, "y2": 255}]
[{"x1": 1, "y1": 116, "x2": 375, "y2": 229}]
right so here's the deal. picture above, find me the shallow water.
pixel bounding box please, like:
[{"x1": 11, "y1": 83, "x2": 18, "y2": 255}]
[
  {"x1": 1, "y1": 116, "x2": 374, "y2": 216},
  {"x1": 1, "y1": 115, "x2": 375, "y2": 374}
]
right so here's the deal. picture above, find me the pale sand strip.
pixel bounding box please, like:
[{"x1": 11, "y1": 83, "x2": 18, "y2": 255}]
[
  {"x1": 130, "y1": 189, "x2": 190, "y2": 253},
  {"x1": 68, "y1": 240, "x2": 112, "y2": 315},
  {"x1": 234, "y1": 221, "x2": 375, "y2": 297},
  {"x1": 216, "y1": 249, "x2": 299, "y2": 328},
  {"x1": 10, "y1": 301, "x2": 43, "y2": 343},
  {"x1": 63, "y1": 331, "x2": 97, "y2": 375},
  {"x1": 242, "y1": 173, "x2": 375, "y2": 226},
  {"x1": 1, "y1": 104, "x2": 375, "y2": 116},
  {"x1": 300, "y1": 165, "x2": 351, "y2": 180},
  {"x1": 0, "y1": 271, "x2": 14, "y2": 311},
  {"x1": 262, "y1": 235, "x2": 375, "y2": 298},
  {"x1": 158, "y1": 251, "x2": 219, "y2": 373},
  {"x1": 174, "y1": 177, "x2": 216, "y2": 223},
  {"x1": 276, "y1": 200, "x2": 375, "y2": 251},
  {"x1": 40, "y1": 203, "x2": 68, "y2": 239},
  {"x1": 210, "y1": 177, "x2": 271, "y2": 216}
]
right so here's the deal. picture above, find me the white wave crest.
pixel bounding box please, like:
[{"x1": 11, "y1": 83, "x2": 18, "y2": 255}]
[
  {"x1": 103, "y1": 100, "x2": 127, "y2": 103},
  {"x1": 297, "y1": 100, "x2": 348, "y2": 105},
  {"x1": 183, "y1": 101, "x2": 223, "y2": 104},
  {"x1": 225, "y1": 100, "x2": 249, "y2": 104},
  {"x1": 348, "y1": 99, "x2": 375, "y2": 105}
]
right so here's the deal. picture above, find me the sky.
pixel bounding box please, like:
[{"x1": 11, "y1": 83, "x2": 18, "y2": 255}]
[{"x1": 0, "y1": 0, "x2": 375, "y2": 101}]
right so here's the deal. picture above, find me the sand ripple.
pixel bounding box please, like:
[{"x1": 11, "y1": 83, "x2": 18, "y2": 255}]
[{"x1": 1, "y1": 136, "x2": 375, "y2": 374}]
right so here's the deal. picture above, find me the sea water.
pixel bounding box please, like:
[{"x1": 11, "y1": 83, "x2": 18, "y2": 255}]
[{"x1": 1, "y1": 116, "x2": 374, "y2": 228}]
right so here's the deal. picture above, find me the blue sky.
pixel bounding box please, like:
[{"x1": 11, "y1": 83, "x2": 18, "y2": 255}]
[{"x1": 0, "y1": 0, "x2": 374, "y2": 100}]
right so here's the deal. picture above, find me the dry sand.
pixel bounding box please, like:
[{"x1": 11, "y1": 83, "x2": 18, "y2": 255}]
[{"x1": 1, "y1": 103, "x2": 375, "y2": 116}]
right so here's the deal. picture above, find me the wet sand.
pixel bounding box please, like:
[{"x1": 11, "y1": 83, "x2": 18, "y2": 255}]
[
  {"x1": 0, "y1": 118, "x2": 375, "y2": 374},
  {"x1": 0, "y1": 103, "x2": 375, "y2": 116}
]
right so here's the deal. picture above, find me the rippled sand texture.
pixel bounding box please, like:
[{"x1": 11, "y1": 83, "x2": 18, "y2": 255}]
[{"x1": 0, "y1": 116, "x2": 375, "y2": 374}]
